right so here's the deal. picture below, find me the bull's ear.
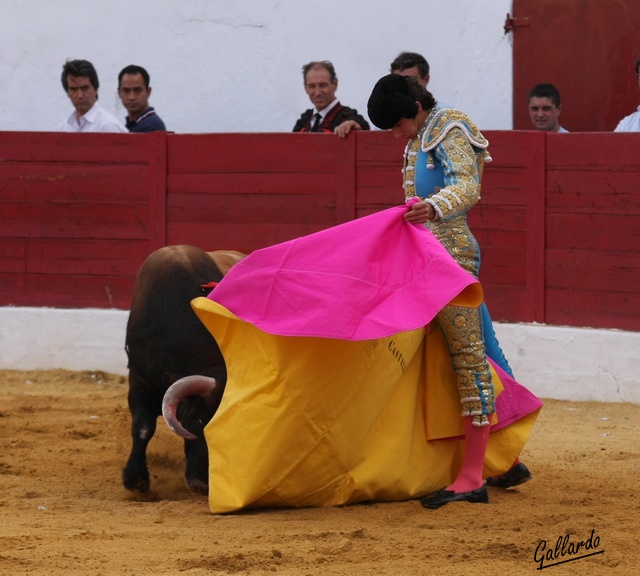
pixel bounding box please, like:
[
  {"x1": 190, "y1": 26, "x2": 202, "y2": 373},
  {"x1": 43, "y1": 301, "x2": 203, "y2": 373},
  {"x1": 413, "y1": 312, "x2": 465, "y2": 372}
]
[
  {"x1": 200, "y1": 281, "x2": 219, "y2": 296},
  {"x1": 208, "y1": 250, "x2": 247, "y2": 276}
]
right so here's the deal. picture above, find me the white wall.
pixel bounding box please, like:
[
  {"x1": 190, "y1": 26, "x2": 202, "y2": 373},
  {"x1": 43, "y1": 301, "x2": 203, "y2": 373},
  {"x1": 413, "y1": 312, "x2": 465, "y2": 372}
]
[
  {"x1": 494, "y1": 324, "x2": 640, "y2": 405},
  {"x1": 0, "y1": 307, "x2": 130, "y2": 376},
  {"x1": 0, "y1": 0, "x2": 513, "y2": 133},
  {"x1": 1, "y1": 307, "x2": 638, "y2": 405}
]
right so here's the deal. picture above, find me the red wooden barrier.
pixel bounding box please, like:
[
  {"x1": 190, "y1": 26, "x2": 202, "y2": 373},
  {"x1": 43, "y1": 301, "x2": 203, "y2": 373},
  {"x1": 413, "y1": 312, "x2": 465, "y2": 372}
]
[
  {"x1": 544, "y1": 133, "x2": 640, "y2": 330},
  {"x1": 468, "y1": 131, "x2": 546, "y2": 324},
  {"x1": 165, "y1": 133, "x2": 361, "y2": 252},
  {"x1": 1, "y1": 130, "x2": 638, "y2": 331},
  {"x1": 0, "y1": 131, "x2": 167, "y2": 308}
]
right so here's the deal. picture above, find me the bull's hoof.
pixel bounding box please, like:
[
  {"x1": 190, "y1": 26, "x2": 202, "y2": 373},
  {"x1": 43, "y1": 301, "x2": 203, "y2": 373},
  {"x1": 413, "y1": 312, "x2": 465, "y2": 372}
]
[
  {"x1": 186, "y1": 477, "x2": 209, "y2": 495},
  {"x1": 122, "y1": 468, "x2": 150, "y2": 492}
]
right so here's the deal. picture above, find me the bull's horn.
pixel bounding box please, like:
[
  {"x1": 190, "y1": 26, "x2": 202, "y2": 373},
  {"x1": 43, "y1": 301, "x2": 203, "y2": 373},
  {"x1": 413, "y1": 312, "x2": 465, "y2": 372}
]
[{"x1": 162, "y1": 375, "x2": 218, "y2": 440}]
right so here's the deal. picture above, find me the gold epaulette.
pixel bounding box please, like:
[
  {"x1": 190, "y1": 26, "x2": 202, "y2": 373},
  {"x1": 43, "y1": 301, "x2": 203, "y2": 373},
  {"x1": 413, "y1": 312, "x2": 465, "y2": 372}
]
[{"x1": 420, "y1": 108, "x2": 492, "y2": 167}]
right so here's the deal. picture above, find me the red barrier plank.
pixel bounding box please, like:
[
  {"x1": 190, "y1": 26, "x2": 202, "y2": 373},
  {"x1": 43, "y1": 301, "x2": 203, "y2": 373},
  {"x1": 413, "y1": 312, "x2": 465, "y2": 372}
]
[
  {"x1": 546, "y1": 171, "x2": 640, "y2": 212},
  {"x1": 168, "y1": 133, "x2": 341, "y2": 173},
  {"x1": 547, "y1": 213, "x2": 640, "y2": 251},
  {"x1": 546, "y1": 288, "x2": 640, "y2": 331},
  {"x1": 546, "y1": 248, "x2": 640, "y2": 292},
  {"x1": 546, "y1": 133, "x2": 640, "y2": 168},
  {"x1": 0, "y1": 272, "x2": 135, "y2": 309},
  {"x1": 1, "y1": 204, "x2": 151, "y2": 239},
  {"x1": 0, "y1": 238, "x2": 150, "y2": 276},
  {"x1": 481, "y1": 285, "x2": 534, "y2": 323},
  {"x1": 355, "y1": 131, "x2": 406, "y2": 164},
  {"x1": 167, "y1": 221, "x2": 330, "y2": 253},
  {"x1": 0, "y1": 163, "x2": 150, "y2": 203},
  {"x1": 479, "y1": 246, "x2": 528, "y2": 285},
  {"x1": 0, "y1": 131, "x2": 163, "y2": 164},
  {"x1": 167, "y1": 192, "x2": 337, "y2": 225},
  {"x1": 167, "y1": 172, "x2": 336, "y2": 196}
]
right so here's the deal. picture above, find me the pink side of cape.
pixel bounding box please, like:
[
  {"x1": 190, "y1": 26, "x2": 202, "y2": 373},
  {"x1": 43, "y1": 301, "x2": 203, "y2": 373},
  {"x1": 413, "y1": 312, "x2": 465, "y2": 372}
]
[
  {"x1": 491, "y1": 359, "x2": 542, "y2": 433},
  {"x1": 207, "y1": 202, "x2": 543, "y2": 431},
  {"x1": 208, "y1": 203, "x2": 480, "y2": 340}
]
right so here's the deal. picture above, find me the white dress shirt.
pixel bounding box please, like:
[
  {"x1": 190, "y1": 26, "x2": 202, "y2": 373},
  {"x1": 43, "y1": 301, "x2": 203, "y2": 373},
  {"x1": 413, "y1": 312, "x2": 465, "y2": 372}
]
[
  {"x1": 58, "y1": 101, "x2": 127, "y2": 133},
  {"x1": 614, "y1": 106, "x2": 640, "y2": 132}
]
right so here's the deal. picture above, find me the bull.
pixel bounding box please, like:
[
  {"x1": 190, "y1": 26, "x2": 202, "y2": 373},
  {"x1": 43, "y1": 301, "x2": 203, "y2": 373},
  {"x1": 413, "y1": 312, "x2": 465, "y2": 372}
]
[{"x1": 122, "y1": 244, "x2": 244, "y2": 495}]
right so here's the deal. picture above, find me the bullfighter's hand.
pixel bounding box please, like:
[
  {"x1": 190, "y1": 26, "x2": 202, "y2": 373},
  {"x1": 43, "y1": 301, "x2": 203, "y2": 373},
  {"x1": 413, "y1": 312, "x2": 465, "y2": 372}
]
[{"x1": 404, "y1": 200, "x2": 435, "y2": 223}]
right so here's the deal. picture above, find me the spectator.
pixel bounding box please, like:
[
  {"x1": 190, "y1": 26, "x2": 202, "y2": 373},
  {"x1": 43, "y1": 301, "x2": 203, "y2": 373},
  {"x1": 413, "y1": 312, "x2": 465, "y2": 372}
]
[
  {"x1": 390, "y1": 51, "x2": 430, "y2": 88},
  {"x1": 58, "y1": 59, "x2": 126, "y2": 133},
  {"x1": 118, "y1": 65, "x2": 167, "y2": 133},
  {"x1": 390, "y1": 50, "x2": 455, "y2": 110},
  {"x1": 528, "y1": 83, "x2": 568, "y2": 132},
  {"x1": 293, "y1": 61, "x2": 369, "y2": 138},
  {"x1": 614, "y1": 54, "x2": 640, "y2": 132}
]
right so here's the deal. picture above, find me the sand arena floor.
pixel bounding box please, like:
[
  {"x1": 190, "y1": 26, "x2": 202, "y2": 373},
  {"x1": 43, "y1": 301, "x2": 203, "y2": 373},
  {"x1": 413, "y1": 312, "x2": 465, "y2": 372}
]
[{"x1": 0, "y1": 369, "x2": 638, "y2": 575}]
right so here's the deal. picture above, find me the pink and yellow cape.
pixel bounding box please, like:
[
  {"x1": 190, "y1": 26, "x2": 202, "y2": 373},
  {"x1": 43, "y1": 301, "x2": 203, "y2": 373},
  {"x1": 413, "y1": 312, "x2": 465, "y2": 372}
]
[{"x1": 190, "y1": 204, "x2": 542, "y2": 513}]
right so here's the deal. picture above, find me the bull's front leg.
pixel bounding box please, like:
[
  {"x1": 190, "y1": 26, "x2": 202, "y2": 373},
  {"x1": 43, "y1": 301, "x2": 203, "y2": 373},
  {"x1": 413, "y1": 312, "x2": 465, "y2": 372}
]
[
  {"x1": 183, "y1": 436, "x2": 210, "y2": 495},
  {"x1": 122, "y1": 382, "x2": 159, "y2": 492},
  {"x1": 178, "y1": 395, "x2": 212, "y2": 495}
]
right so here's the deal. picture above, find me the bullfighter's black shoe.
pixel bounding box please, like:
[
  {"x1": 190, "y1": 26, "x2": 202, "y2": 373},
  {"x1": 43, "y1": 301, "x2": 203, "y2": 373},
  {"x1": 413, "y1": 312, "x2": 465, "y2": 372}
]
[
  {"x1": 486, "y1": 462, "x2": 532, "y2": 489},
  {"x1": 421, "y1": 484, "x2": 489, "y2": 509}
]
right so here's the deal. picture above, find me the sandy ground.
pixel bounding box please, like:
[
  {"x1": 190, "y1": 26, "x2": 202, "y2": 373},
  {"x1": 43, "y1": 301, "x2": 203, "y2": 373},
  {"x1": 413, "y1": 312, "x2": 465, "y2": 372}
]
[{"x1": 0, "y1": 369, "x2": 638, "y2": 576}]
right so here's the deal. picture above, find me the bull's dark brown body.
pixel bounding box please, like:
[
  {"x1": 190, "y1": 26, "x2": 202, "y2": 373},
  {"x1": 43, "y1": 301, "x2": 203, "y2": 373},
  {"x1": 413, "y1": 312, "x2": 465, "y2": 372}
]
[{"x1": 122, "y1": 245, "x2": 234, "y2": 494}]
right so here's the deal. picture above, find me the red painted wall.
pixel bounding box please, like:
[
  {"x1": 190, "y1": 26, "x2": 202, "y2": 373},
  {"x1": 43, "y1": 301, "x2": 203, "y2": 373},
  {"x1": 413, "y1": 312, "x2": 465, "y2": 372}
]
[{"x1": 1, "y1": 131, "x2": 638, "y2": 331}]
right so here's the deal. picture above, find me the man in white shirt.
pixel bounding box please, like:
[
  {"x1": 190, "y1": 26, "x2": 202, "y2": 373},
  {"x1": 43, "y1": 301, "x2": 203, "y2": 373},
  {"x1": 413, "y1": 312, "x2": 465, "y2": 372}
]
[
  {"x1": 614, "y1": 54, "x2": 640, "y2": 132},
  {"x1": 58, "y1": 59, "x2": 126, "y2": 133}
]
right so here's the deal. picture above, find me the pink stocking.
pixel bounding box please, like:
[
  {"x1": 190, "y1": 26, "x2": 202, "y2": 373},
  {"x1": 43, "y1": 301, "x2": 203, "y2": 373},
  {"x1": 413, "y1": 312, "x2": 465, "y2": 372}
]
[{"x1": 446, "y1": 417, "x2": 490, "y2": 493}]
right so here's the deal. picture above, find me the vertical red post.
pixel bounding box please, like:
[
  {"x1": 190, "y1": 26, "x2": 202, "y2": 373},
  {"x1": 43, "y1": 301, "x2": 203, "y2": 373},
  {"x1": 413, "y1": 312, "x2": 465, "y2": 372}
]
[{"x1": 525, "y1": 132, "x2": 546, "y2": 323}]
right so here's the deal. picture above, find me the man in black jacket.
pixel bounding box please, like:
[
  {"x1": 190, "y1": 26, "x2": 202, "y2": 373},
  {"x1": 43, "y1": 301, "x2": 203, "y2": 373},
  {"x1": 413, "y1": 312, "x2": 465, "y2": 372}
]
[{"x1": 293, "y1": 61, "x2": 369, "y2": 138}]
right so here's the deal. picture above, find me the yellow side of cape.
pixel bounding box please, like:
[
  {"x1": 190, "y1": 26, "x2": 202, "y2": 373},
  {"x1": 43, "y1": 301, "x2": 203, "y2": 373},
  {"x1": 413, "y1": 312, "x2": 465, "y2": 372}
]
[{"x1": 193, "y1": 297, "x2": 539, "y2": 514}]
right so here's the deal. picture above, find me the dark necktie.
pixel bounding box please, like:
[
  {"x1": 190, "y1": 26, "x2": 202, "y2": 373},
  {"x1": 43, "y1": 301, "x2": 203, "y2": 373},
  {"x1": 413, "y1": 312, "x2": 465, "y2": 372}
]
[{"x1": 310, "y1": 113, "x2": 322, "y2": 132}]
